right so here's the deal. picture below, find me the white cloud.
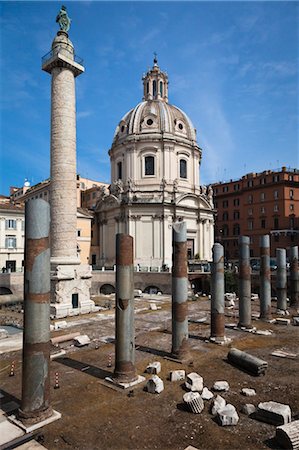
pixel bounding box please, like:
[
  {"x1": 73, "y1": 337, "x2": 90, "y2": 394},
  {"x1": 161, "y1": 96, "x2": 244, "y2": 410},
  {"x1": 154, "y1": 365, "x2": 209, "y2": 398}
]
[{"x1": 77, "y1": 110, "x2": 93, "y2": 120}]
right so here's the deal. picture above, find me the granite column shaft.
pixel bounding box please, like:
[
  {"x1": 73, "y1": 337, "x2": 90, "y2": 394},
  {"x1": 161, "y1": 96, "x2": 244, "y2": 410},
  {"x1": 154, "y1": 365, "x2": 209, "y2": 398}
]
[
  {"x1": 172, "y1": 222, "x2": 190, "y2": 361},
  {"x1": 114, "y1": 234, "x2": 137, "y2": 383},
  {"x1": 238, "y1": 236, "x2": 252, "y2": 328},
  {"x1": 211, "y1": 243, "x2": 225, "y2": 339},
  {"x1": 19, "y1": 199, "x2": 52, "y2": 425},
  {"x1": 289, "y1": 246, "x2": 299, "y2": 308},
  {"x1": 259, "y1": 235, "x2": 272, "y2": 320},
  {"x1": 276, "y1": 248, "x2": 287, "y2": 312}
]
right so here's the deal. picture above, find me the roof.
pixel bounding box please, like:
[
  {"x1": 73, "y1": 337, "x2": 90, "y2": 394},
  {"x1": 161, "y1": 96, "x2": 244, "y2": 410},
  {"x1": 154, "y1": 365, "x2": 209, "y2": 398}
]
[
  {"x1": 77, "y1": 207, "x2": 93, "y2": 218},
  {"x1": 0, "y1": 201, "x2": 24, "y2": 212}
]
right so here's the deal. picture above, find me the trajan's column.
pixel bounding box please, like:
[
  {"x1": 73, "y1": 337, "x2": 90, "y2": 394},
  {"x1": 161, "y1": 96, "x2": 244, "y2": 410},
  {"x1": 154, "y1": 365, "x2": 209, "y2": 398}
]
[{"x1": 42, "y1": 6, "x2": 95, "y2": 317}]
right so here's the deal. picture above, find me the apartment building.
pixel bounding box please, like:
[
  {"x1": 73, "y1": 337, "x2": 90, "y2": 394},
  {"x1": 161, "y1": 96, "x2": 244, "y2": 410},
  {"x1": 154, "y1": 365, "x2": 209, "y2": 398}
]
[
  {"x1": 212, "y1": 167, "x2": 299, "y2": 259},
  {"x1": 0, "y1": 196, "x2": 25, "y2": 272},
  {"x1": 2, "y1": 176, "x2": 108, "y2": 268}
]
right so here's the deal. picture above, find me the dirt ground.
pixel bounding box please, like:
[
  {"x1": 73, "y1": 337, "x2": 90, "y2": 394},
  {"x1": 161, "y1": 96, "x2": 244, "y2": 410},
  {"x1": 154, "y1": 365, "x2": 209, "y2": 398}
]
[{"x1": 1, "y1": 296, "x2": 299, "y2": 450}]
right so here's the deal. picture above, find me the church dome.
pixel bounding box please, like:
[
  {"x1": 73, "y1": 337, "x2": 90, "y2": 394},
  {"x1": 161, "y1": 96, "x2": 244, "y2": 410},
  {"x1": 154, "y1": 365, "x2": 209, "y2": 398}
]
[
  {"x1": 113, "y1": 101, "x2": 197, "y2": 144},
  {"x1": 112, "y1": 57, "x2": 197, "y2": 145}
]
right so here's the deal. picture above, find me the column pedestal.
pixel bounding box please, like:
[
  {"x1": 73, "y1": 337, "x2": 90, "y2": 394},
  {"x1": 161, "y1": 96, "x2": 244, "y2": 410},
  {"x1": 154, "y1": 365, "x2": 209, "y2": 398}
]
[{"x1": 50, "y1": 264, "x2": 97, "y2": 318}]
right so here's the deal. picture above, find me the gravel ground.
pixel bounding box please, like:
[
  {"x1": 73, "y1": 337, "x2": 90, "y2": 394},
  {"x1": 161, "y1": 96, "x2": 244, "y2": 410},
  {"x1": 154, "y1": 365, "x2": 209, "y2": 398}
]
[{"x1": 0, "y1": 296, "x2": 298, "y2": 450}]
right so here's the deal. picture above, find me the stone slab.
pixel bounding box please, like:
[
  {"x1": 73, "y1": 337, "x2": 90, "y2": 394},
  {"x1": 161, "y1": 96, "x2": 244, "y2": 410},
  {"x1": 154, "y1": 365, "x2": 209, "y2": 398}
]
[
  {"x1": 0, "y1": 333, "x2": 23, "y2": 354},
  {"x1": 275, "y1": 318, "x2": 291, "y2": 326},
  {"x1": 271, "y1": 350, "x2": 297, "y2": 359},
  {"x1": 16, "y1": 440, "x2": 48, "y2": 449},
  {"x1": 9, "y1": 410, "x2": 61, "y2": 433},
  {"x1": 0, "y1": 418, "x2": 24, "y2": 446},
  {"x1": 105, "y1": 375, "x2": 146, "y2": 390},
  {"x1": 74, "y1": 335, "x2": 91, "y2": 346},
  {"x1": 255, "y1": 401, "x2": 291, "y2": 426}
]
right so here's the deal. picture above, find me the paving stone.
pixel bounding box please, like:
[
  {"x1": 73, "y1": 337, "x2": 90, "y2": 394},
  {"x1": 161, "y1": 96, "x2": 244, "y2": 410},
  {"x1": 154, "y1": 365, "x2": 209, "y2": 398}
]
[
  {"x1": 146, "y1": 362, "x2": 161, "y2": 375},
  {"x1": 170, "y1": 370, "x2": 185, "y2": 381},
  {"x1": 146, "y1": 375, "x2": 164, "y2": 394},
  {"x1": 241, "y1": 404, "x2": 256, "y2": 415},
  {"x1": 211, "y1": 395, "x2": 226, "y2": 415},
  {"x1": 256, "y1": 401, "x2": 292, "y2": 426},
  {"x1": 185, "y1": 373, "x2": 203, "y2": 392},
  {"x1": 183, "y1": 392, "x2": 204, "y2": 414},
  {"x1": 213, "y1": 381, "x2": 229, "y2": 392},
  {"x1": 241, "y1": 388, "x2": 256, "y2": 397},
  {"x1": 201, "y1": 387, "x2": 214, "y2": 400},
  {"x1": 217, "y1": 404, "x2": 239, "y2": 426}
]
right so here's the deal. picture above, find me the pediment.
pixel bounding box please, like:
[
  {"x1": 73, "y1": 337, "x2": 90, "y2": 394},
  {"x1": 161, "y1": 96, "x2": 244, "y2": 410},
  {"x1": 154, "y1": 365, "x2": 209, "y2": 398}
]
[{"x1": 95, "y1": 194, "x2": 120, "y2": 211}]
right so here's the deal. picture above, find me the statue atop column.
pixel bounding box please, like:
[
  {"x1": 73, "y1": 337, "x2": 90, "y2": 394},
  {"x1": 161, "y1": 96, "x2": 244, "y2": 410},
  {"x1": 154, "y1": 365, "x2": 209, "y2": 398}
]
[{"x1": 56, "y1": 5, "x2": 71, "y2": 32}]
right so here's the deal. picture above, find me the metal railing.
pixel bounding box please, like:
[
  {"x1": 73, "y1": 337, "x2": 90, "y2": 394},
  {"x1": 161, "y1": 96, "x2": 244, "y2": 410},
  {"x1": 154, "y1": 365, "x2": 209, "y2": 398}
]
[{"x1": 42, "y1": 47, "x2": 84, "y2": 66}]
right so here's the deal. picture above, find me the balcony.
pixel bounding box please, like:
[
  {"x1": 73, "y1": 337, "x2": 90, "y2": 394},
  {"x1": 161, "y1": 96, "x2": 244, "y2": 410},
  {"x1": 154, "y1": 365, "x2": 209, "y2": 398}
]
[{"x1": 42, "y1": 47, "x2": 84, "y2": 77}]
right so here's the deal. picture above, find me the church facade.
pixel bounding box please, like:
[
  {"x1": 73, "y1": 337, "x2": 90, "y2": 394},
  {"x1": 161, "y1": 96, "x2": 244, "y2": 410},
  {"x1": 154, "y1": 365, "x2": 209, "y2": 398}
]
[{"x1": 95, "y1": 59, "x2": 215, "y2": 269}]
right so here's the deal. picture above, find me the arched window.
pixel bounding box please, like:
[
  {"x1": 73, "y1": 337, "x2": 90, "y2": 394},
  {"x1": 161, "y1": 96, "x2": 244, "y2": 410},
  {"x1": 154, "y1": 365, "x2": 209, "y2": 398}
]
[
  {"x1": 117, "y1": 162, "x2": 122, "y2": 180},
  {"x1": 160, "y1": 81, "x2": 163, "y2": 96},
  {"x1": 145, "y1": 156, "x2": 155, "y2": 176},
  {"x1": 179, "y1": 159, "x2": 187, "y2": 179},
  {"x1": 153, "y1": 80, "x2": 157, "y2": 97},
  {"x1": 146, "y1": 82, "x2": 149, "y2": 94}
]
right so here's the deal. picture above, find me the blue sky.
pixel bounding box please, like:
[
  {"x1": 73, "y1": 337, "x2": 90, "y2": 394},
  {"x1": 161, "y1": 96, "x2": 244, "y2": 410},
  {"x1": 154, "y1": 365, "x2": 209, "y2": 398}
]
[{"x1": 1, "y1": 1, "x2": 298, "y2": 196}]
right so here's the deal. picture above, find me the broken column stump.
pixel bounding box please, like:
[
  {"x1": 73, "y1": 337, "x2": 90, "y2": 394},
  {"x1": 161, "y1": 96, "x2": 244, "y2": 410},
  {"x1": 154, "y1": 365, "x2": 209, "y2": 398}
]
[
  {"x1": 275, "y1": 420, "x2": 299, "y2": 450},
  {"x1": 183, "y1": 392, "x2": 204, "y2": 414}
]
